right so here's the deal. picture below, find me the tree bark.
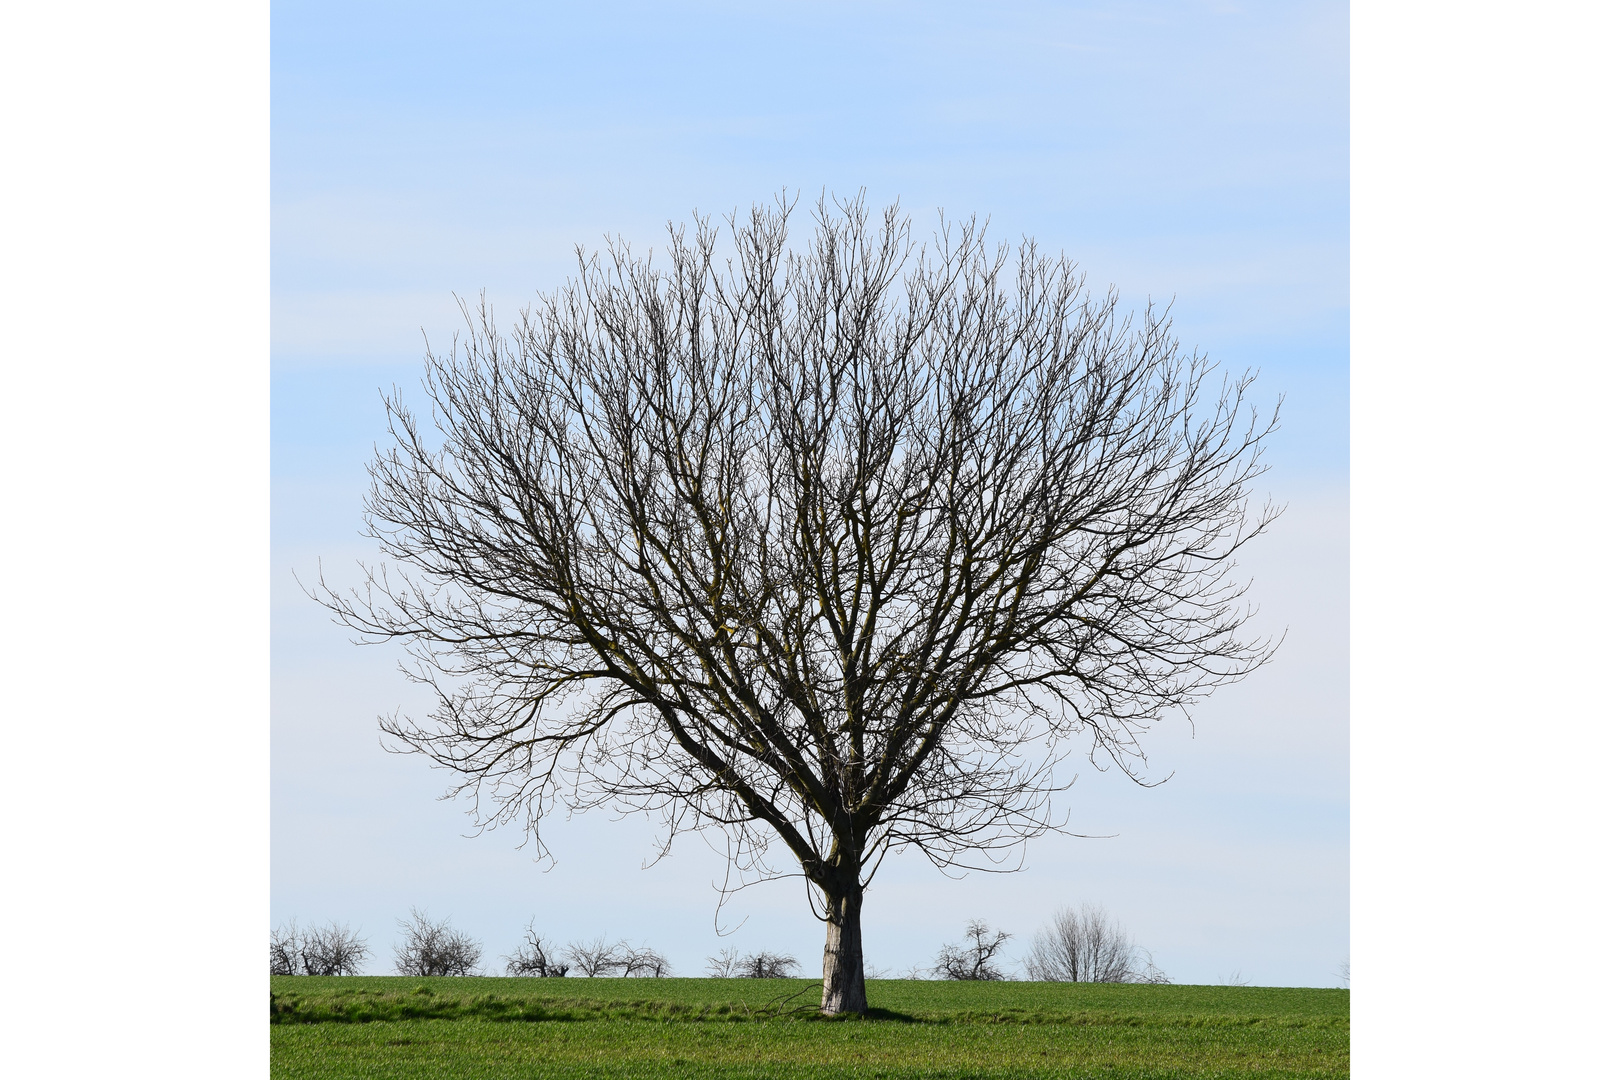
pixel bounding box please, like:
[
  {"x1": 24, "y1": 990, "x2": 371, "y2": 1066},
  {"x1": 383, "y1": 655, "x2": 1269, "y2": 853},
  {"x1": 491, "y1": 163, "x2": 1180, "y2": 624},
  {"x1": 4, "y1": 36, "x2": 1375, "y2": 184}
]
[{"x1": 819, "y1": 870, "x2": 867, "y2": 1015}]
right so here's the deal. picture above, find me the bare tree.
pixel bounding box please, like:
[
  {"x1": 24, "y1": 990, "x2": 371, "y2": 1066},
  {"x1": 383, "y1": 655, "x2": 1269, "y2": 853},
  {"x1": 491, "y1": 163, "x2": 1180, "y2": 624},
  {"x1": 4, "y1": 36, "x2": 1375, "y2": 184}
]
[
  {"x1": 934, "y1": 919, "x2": 1013, "y2": 980},
  {"x1": 565, "y1": 936, "x2": 628, "y2": 977},
  {"x1": 1024, "y1": 904, "x2": 1167, "y2": 983},
  {"x1": 504, "y1": 919, "x2": 570, "y2": 976},
  {"x1": 621, "y1": 945, "x2": 672, "y2": 977},
  {"x1": 705, "y1": 947, "x2": 742, "y2": 978},
  {"x1": 271, "y1": 921, "x2": 300, "y2": 976},
  {"x1": 300, "y1": 921, "x2": 371, "y2": 976},
  {"x1": 740, "y1": 950, "x2": 801, "y2": 978},
  {"x1": 705, "y1": 946, "x2": 798, "y2": 977},
  {"x1": 271, "y1": 919, "x2": 371, "y2": 976},
  {"x1": 319, "y1": 195, "x2": 1278, "y2": 1014},
  {"x1": 393, "y1": 908, "x2": 482, "y2": 976}
]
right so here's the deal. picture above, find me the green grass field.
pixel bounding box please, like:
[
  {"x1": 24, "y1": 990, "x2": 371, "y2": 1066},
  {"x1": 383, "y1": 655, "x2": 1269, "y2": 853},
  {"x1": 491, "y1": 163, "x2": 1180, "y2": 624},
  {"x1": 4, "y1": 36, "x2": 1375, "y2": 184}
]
[{"x1": 271, "y1": 976, "x2": 1348, "y2": 1079}]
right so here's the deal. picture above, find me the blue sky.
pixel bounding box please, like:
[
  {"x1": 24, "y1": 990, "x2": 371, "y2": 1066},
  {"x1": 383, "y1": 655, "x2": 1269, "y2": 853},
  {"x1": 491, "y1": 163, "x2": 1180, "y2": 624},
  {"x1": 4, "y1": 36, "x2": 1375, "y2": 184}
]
[{"x1": 273, "y1": 0, "x2": 1346, "y2": 985}]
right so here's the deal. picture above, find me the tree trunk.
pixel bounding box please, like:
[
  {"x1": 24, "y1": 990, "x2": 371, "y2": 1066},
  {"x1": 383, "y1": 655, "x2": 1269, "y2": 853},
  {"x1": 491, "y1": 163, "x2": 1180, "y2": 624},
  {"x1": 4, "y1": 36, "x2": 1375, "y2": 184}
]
[{"x1": 820, "y1": 871, "x2": 866, "y2": 1015}]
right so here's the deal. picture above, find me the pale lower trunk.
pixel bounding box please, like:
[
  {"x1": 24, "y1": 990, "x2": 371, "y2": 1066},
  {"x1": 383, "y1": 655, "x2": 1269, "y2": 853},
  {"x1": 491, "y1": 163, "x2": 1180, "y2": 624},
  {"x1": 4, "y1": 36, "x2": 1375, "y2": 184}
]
[{"x1": 820, "y1": 875, "x2": 866, "y2": 1015}]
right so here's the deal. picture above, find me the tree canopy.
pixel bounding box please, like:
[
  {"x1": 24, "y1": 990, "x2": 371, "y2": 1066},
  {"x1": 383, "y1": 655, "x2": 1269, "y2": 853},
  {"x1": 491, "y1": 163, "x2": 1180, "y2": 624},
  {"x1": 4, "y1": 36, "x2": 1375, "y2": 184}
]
[{"x1": 321, "y1": 196, "x2": 1278, "y2": 1013}]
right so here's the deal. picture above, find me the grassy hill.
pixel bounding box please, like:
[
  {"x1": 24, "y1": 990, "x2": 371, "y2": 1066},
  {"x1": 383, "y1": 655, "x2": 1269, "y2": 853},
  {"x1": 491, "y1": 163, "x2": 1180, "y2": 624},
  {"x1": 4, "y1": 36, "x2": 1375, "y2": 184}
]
[{"x1": 271, "y1": 975, "x2": 1348, "y2": 1079}]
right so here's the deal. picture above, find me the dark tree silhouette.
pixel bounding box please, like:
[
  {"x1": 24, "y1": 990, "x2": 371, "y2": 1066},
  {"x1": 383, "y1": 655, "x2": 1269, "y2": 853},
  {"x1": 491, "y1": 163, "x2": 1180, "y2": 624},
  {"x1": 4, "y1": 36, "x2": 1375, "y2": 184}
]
[
  {"x1": 504, "y1": 919, "x2": 570, "y2": 977},
  {"x1": 934, "y1": 919, "x2": 1013, "y2": 981},
  {"x1": 319, "y1": 195, "x2": 1278, "y2": 1014}
]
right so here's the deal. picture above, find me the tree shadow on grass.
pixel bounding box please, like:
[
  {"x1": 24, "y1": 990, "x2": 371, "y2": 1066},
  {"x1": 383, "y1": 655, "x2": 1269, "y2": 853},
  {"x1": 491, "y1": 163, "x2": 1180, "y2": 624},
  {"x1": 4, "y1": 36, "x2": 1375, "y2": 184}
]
[{"x1": 857, "y1": 1007, "x2": 935, "y2": 1024}]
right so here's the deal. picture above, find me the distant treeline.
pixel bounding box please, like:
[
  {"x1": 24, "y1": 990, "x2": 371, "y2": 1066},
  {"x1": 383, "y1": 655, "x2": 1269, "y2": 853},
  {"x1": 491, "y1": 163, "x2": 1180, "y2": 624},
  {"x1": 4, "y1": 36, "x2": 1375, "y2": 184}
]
[{"x1": 274, "y1": 905, "x2": 1188, "y2": 984}]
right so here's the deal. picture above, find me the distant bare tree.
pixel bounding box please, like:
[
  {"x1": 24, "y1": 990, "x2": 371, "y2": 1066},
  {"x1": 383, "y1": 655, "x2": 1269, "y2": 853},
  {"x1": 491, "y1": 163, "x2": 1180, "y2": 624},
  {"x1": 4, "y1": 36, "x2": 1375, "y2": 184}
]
[
  {"x1": 621, "y1": 945, "x2": 672, "y2": 977},
  {"x1": 705, "y1": 947, "x2": 741, "y2": 978},
  {"x1": 319, "y1": 195, "x2": 1279, "y2": 1014},
  {"x1": 300, "y1": 921, "x2": 371, "y2": 976},
  {"x1": 935, "y1": 920, "x2": 1013, "y2": 980},
  {"x1": 393, "y1": 909, "x2": 482, "y2": 976},
  {"x1": 1336, "y1": 958, "x2": 1349, "y2": 986},
  {"x1": 705, "y1": 946, "x2": 799, "y2": 978},
  {"x1": 271, "y1": 921, "x2": 300, "y2": 976},
  {"x1": 1024, "y1": 904, "x2": 1167, "y2": 984},
  {"x1": 1220, "y1": 969, "x2": 1251, "y2": 987},
  {"x1": 565, "y1": 936, "x2": 628, "y2": 977},
  {"x1": 271, "y1": 919, "x2": 370, "y2": 976},
  {"x1": 504, "y1": 919, "x2": 570, "y2": 976},
  {"x1": 618, "y1": 945, "x2": 670, "y2": 977},
  {"x1": 740, "y1": 950, "x2": 801, "y2": 978}
]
